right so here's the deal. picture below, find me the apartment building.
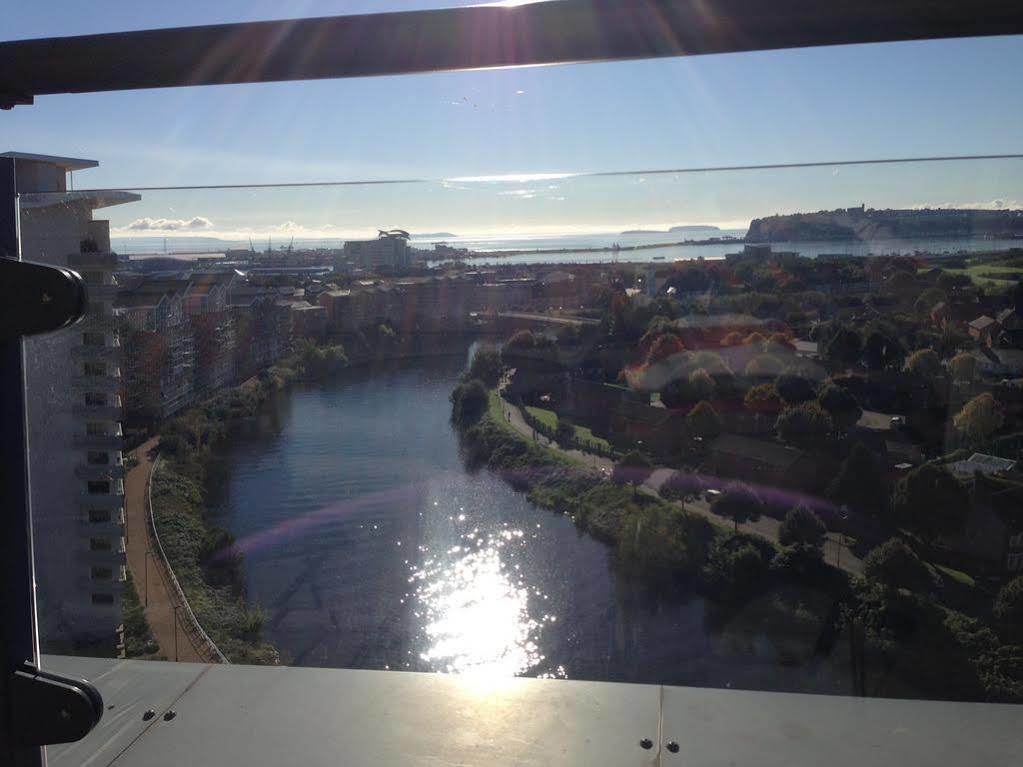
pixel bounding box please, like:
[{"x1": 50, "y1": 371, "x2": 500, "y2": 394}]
[
  {"x1": 337, "y1": 232, "x2": 412, "y2": 272},
  {"x1": 8, "y1": 151, "x2": 138, "y2": 654}
]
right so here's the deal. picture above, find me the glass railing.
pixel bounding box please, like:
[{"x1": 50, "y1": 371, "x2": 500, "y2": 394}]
[{"x1": 14, "y1": 148, "x2": 1023, "y2": 703}]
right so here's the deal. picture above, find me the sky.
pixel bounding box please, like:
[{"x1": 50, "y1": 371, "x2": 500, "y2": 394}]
[{"x1": 2, "y1": 1, "x2": 1022, "y2": 239}]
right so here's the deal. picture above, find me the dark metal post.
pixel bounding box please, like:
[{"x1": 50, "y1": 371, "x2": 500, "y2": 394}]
[{"x1": 0, "y1": 156, "x2": 43, "y2": 767}]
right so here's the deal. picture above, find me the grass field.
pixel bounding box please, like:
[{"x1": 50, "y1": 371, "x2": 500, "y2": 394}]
[
  {"x1": 525, "y1": 406, "x2": 558, "y2": 430},
  {"x1": 936, "y1": 263, "x2": 1022, "y2": 287},
  {"x1": 933, "y1": 563, "x2": 977, "y2": 588}
]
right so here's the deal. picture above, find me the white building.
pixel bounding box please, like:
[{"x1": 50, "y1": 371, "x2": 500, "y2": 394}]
[
  {"x1": 338, "y1": 232, "x2": 411, "y2": 271},
  {"x1": 7, "y1": 151, "x2": 140, "y2": 654}
]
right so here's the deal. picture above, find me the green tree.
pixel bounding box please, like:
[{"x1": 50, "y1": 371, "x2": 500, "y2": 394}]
[
  {"x1": 704, "y1": 534, "x2": 771, "y2": 600},
  {"x1": 994, "y1": 576, "x2": 1023, "y2": 637},
  {"x1": 949, "y1": 352, "x2": 977, "y2": 384},
  {"x1": 744, "y1": 354, "x2": 784, "y2": 379},
  {"x1": 954, "y1": 392, "x2": 1004, "y2": 444},
  {"x1": 646, "y1": 333, "x2": 687, "y2": 365},
  {"x1": 817, "y1": 383, "x2": 863, "y2": 430},
  {"x1": 775, "y1": 403, "x2": 833, "y2": 449},
  {"x1": 744, "y1": 383, "x2": 783, "y2": 415},
  {"x1": 828, "y1": 443, "x2": 888, "y2": 518},
  {"x1": 711, "y1": 483, "x2": 764, "y2": 533},
  {"x1": 688, "y1": 368, "x2": 716, "y2": 401},
  {"x1": 450, "y1": 379, "x2": 489, "y2": 428},
  {"x1": 863, "y1": 538, "x2": 934, "y2": 592},
  {"x1": 892, "y1": 464, "x2": 971, "y2": 543},
  {"x1": 776, "y1": 372, "x2": 817, "y2": 404},
  {"x1": 862, "y1": 330, "x2": 906, "y2": 371},
  {"x1": 465, "y1": 345, "x2": 503, "y2": 387},
  {"x1": 905, "y1": 348, "x2": 942, "y2": 379},
  {"x1": 611, "y1": 450, "x2": 654, "y2": 491},
  {"x1": 686, "y1": 400, "x2": 721, "y2": 441},
  {"x1": 506, "y1": 329, "x2": 537, "y2": 350},
  {"x1": 778, "y1": 505, "x2": 827, "y2": 549},
  {"x1": 824, "y1": 326, "x2": 863, "y2": 366}
]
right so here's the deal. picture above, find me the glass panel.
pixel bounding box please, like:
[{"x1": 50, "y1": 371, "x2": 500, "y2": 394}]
[{"x1": 11, "y1": 32, "x2": 1023, "y2": 706}]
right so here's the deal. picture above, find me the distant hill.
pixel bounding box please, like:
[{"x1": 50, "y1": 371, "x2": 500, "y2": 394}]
[
  {"x1": 414, "y1": 232, "x2": 458, "y2": 239},
  {"x1": 621, "y1": 225, "x2": 722, "y2": 235},
  {"x1": 746, "y1": 207, "x2": 1023, "y2": 242}
]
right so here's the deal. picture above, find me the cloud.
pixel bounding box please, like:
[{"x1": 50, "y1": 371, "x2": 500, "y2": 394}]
[{"x1": 125, "y1": 216, "x2": 213, "y2": 231}]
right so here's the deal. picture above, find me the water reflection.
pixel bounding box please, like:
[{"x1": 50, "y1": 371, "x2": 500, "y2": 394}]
[{"x1": 411, "y1": 511, "x2": 564, "y2": 679}]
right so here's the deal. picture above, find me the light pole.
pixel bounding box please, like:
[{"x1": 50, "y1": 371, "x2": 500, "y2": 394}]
[{"x1": 173, "y1": 604, "x2": 180, "y2": 661}]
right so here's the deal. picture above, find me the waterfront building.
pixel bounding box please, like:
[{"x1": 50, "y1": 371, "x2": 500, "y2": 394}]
[{"x1": 9, "y1": 151, "x2": 139, "y2": 654}]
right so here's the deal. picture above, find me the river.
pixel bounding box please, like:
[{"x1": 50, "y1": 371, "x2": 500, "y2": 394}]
[{"x1": 207, "y1": 352, "x2": 853, "y2": 693}]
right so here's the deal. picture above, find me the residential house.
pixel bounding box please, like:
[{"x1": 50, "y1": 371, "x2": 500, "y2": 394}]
[{"x1": 968, "y1": 315, "x2": 999, "y2": 346}]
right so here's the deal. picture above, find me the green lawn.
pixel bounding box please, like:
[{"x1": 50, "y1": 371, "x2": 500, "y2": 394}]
[
  {"x1": 933, "y1": 563, "x2": 977, "y2": 588},
  {"x1": 525, "y1": 406, "x2": 558, "y2": 430},
  {"x1": 573, "y1": 423, "x2": 612, "y2": 452},
  {"x1": 936, "y1": 263, "x2": 1022, "y2": 287}
]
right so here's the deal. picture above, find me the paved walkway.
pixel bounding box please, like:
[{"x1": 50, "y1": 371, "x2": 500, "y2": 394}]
[
  {"x1": 124, "y1": 437, "x2": 204, "y2": 662},
  {"x1": 496, "y1": 391, "x2": 864, "y2": 576}
]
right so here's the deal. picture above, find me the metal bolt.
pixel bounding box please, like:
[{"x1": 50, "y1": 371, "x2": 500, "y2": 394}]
[
  {"x1": 143, "y1": 709, "x2": 156, "y2": 721},
  {"x1": 666, "y1": 741, "x2": 680, "y2": 754},
  {"x1": 163, "y1": 710, "x2": 177, "y2": 721},
  {"x1": 639, "y1": 738, "x2": 653, "y2": 750}
]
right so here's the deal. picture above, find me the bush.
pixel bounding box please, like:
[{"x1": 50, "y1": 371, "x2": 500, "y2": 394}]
[
  {"x1": 994, "y1": 576, "x2": 1023, "y2": 638},
  {"x1": 612, "y1": 450, "x2": 654, "y2": 488},
  {"x1": 703, "y1": 533, "x2": 773, "y2": 600},
  {"x1": 464, "y1": 345, "x2": 503, "y2": 387}
]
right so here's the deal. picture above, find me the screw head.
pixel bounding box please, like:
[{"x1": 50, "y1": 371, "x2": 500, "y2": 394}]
[
  {"x1": 163, "y1": 710, "x2": 177, "y2": 721},
  {"x1": 666, "y1": 740, "x2": 680, "y2": 754},
  {"x1": 639, "y1": 738, "x2": 653, "y2": 750},
  {"x1": 143, "y1": 709, "x2": 156, "y2": 721}
]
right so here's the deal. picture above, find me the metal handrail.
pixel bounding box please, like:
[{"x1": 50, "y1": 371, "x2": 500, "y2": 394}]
[{"x1": 146, "y1": 454, "x2": 229, "y2": 664}]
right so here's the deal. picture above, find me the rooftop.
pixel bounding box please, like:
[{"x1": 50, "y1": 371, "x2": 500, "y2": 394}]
[
  {"x1": 0, "y1": 151, "x2": 98, "y2": 171},
  {"x1": 710, "y1": 434, "x2": 803, "y2": 470},
  {"x1": 949, "y1": 453, "x2": 1018, "y2": 478}
]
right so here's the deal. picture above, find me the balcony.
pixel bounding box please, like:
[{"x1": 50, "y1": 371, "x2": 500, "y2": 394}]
[
  {"x1": 71, "y1": 374, "x2": 120, "y2": 391},
  {"x1": 73, "y1": 433, "x2": 123, "y2": 450},
  {"x1": 75, "y1": 463, "x2": 125, "y2": 481},
  {"x1": 68, "y1": 251, "x2": 119, "y2": 270},
  {"x1": 72, "y1": 403, "x2": 123, "y2": 420},
  {"x1": 77, "y1": 547, "x2": 126, "y2": 566},
  {"x1": 77, "y1": 576, "x2": 126, "y2": 594},
  {"x1": 79, "y1": 491, "x2": 124, "y2": 509},
  {"x1": 72, "y1": 345, "x2": 121, "y2": 365}
]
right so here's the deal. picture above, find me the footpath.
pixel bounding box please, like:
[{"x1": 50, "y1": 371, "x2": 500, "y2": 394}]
[
  {"x1": 496, "y1": 390, "x2": 864, "y2": 576},
  {"x1": 124, "y1": 437, "x2": 204, "y2": 662}
]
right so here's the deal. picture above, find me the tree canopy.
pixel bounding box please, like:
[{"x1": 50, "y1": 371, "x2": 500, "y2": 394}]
[
  {"x1": 744, "y1": 383, "x2": 784, "y2": 415},
  {"x1": 775, "y1": 403, "x2": 833, "y2": 449},
  {"x1": 954, "y1": 392, "x2": 1004, "y2": 444},
  {"x1": 776, "y1": 372, "x2": 817, "y2": 404},
  {"x1": 450, "y1": 379, "x2": 490, "y2": 428},
  {"x1": 711, "y1": 483, "x2": 764, "y2": 532},
  {"x1": 646, "y1": 333, "x2": 687, "y2": 366},
  {"x1": 906, "y1": 348, "x2": 942, "y2": 379},
  {"x1": 686, "y1": 400, "x2": 721, "y2": 441},
  {"x1": 778, "y1": 505, "x2": 827, "y2": 549},
  {"x1": 828, "y1": 443, "x2": 888, "y2": 517},
  {"x1": 863, "y1": 538, "x2": 934, "y2": 592},
  {"x1": 994, "y1": 576, "x2": 1023, "y2": 637},
  {"x1": 862, "y1": 330, "x2": 906, "y2": 372},
  {"x1": 464, "y1": 345, "x2": 503, "y2": 387},
  {"x1": 612, "y1": 450, "x2": 654, "y2": 488},
  {"x1": 817, "y1": 383, "x2": 863, "y2": 430},
  {"x1": 824, "y1": 326, "x2": 863, "y2": 366},
  {"x1": 949, "y1": 352, "x2": 977, "y2": 384},
  {"x1": 892, "y1": 464, "x2": 971, "y2": 542}
]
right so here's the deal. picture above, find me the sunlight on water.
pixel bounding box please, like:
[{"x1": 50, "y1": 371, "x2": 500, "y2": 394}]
[{"x1": 411, "y1": 524, "x2": 564, "y2": 680}]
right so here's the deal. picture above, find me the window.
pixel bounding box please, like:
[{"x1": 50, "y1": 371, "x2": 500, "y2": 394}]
[
  {"x1": 90, "y1": 566, "x2": 113, "y2": 580},
  {"x1": 87, "y1": 451, "x2": 110, "y2": 465},
  {"x1": 87, "y1": 509, "x2": 111, "y2": 524},
  {"x1": 90, "y1": 593, "x2": 115, "y2": 606},
  {"x1": 87, "y1": 481, "x2": 110, "y2": 495},
  {"x1": 88, "y1": 538, "x2": 112, "y2": 552},
  {"x1": 84, "y1": 392, "x2": 107, "y2": 407},
  {"x1": 85, "y1": 423, "x2": 107, "y2": 436},
  {"x1": 83, "y1": 362, "x2": 106, "y2": 376}
]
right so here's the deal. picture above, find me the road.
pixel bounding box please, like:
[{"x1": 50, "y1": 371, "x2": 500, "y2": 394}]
[
  {"x1": 124, "y1": 437, "x2": 204, "y2": 662},
  {"x1": 497, "y1": 393, "x2": 864, "y2": 576}
]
